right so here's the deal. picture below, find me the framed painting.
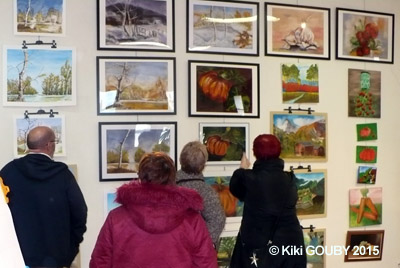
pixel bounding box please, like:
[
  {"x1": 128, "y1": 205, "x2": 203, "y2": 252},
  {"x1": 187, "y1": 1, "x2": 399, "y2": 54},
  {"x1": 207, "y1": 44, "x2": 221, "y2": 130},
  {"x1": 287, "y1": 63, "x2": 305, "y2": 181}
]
[
  {"x1": 189, "y1": 60, "x2": 259, "y2": 118},
  {"x1": 294, "y1": 169, "x2": 326, "y2": 219},
  {"x1": 14, "y1": 115, "x2": 66, "y2": 157},
  {"x1": 356, "y1": 146, "x2": 377, "y2": 163},
  {"x1": 217, "y1": 231, "x2": 238, "y2": 267},
  {"x1": 265, "y1": 3, "x2": 330, "y2": 59},
  {"x1": 187, "y1": 0, "x2": 259, "y2": 56},
  {"x1": 204, "y1": 171, "x2": 243, "y2": 223},
  {"x1": 200, "y1": 123, "x2": 249, "y2": 165},
  {"x1": 3, "y1": 46, "x2": 76, "y2": 107},
  {"x1": 281, "y1": 63, "x2": 319, "y2": 104},
  {"x1": 271, "y1": 112, "x2": 327, "y2": 162},
  {"x1": 357, "y1": 166, "x2": 377, "y2": 184},
  {"x1": 349, "y1": 187, "x2": 382, "y2": 227},
  {"x1": 97, "y1": 57, "x2": 176, "y2": 115},
  {"x1": 104, "y1": 189, "x2": 121, "y2": 219},
  {"x1": 14, "y1": 0, "x2": 66, "y2": 36},
  {"x1": 97, "y1": 0, "x2": 175, "y2": 51},
  {"x1": 304, "y1": 228, "x2": 325, "y2": 268},
  {"x1": 345, "y1": 230, "x2": 384, "y2": 262},
  {"x1": 336, "y1": 8, "x2": 394, "y2": 63},
  {"x1": 99, "y1": 121, "x2": 177, "y2": 181},
  {"x1": 356, "y1": 123, "x2": 377, "y2": 141},
  {"x1": 348, "y1": 69, "x2": 381, "y2": 118}
]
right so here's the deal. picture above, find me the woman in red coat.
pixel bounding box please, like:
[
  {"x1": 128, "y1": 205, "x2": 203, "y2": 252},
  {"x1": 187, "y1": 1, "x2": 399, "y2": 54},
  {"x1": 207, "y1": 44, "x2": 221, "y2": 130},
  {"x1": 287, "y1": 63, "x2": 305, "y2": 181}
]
[{"x1": 90, "y1": 152, "x2": 217, "y2": 268}]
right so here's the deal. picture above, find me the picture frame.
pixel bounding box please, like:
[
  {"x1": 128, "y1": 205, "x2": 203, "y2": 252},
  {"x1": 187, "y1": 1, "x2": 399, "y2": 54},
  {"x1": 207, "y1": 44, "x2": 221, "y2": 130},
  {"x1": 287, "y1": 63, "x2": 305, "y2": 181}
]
[
  {"x1": 3, "y1": 46, "x2": 76, "y2": 107},
  {"x1": 265, "y1": 3, "x2": 330, "y2": 60},
  {"x1": 216, "y1": 230, "x2": 238, "y2": 267},
  {"x1": 14, "y1": 115, "x2": 66, "y2": 158},
  {"x1": 336, "y1": 8, "x2": 394, "y2": 64},
  {"x1": 187, "y1": 0, "x2": 259, "y2": 56},
  {"x1": 281, "y1": 63, "x2": 319, "y2": 104},
  {"x1": 349, "y1": 187, "x2": 382, "y2": 227},
  {"x1": 97, "y1": 0, "x2": 175, "y2": 51},
  {"x1": 99, "y1": 121, "x2": 177, "y2": 181},
  {"x1": 344, "y1": 230, "x2": 384, "y2": 262},
  {"x1": 189, "y1": 60, "x2": 259, "y2": 118},
  {"x1": 203, "y1": 170, "x2": 243, "y2": 223},
  {"x1": 294, "y1": 169, "x2": 326, "y2": 219},
  {"x1": 200, "y1": 122, "x2": 249, "y2": 165},
  {"x1": 104, "y1": 189, "x2": 121, "y2": 219},
  {"x1": 348, "y1": 69, "x2": 381, "y2": 118},
  {"x1": 303, "y1": 228, "x2": 325, "y2": 267},
  {"x1": 271, "y1": 112, "x2": 327, "y2": 162},
  {"x1": 96, "y1": 57, "x2": 176, "y2": 115},
  {"x1": 14, "y1": 0, "x2": 66, "y2": 36}
]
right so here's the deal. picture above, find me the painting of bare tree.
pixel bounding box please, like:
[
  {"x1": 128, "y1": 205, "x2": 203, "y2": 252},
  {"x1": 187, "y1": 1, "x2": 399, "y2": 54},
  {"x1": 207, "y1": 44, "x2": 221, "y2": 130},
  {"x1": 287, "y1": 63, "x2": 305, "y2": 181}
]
[
  {"x1": 99, "y1": 122, "x2": 177, "y2": 181},
  {"x1": 14, "y1": 115, "x2": 66, "y2": 157},
  {"x1": 97, "y1": 57, "x2": 175, "y2": 115},
  {"x1": 187, "y1": 0, "x2": 259, "y2": 56},
  {"x1": 97, "y1": 0, "x2": 175, "y2": 51},
  {"x1": 14, "y1": 0, "x2": 66, "y2": 36},
  {"x1": 3, "y1": 47, "x2": 76, "y2": 106}
]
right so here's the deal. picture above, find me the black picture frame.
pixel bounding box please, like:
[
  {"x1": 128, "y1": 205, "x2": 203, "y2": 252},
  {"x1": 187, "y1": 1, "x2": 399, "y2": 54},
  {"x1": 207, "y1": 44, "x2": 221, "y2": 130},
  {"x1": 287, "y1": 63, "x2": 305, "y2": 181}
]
[
  {"x1": 265, "y1": 3, "x2": 331, "y2": 60},
  {"x1": 97, "y1": 0, "x2": 175, "y2": 52},
  {"x1": 99, "y1": 121, "x2": 177, "y2": 181},
  {"x1": 336, "y1": 8, "x2": 394, "y2": 64},
  {"x1": 187, "y1": 0, "x2": 259, "y2": 56}
]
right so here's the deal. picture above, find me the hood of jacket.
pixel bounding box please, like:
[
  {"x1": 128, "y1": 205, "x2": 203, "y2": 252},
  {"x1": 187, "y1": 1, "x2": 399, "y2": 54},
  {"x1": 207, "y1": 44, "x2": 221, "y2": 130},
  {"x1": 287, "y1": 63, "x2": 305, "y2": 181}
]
[
  {"x1": 116, "y1": 181, "x2": 203, "y2": 234},
  {"x1": 12, "y1": 154, "x2": 68, "y2": 181}
]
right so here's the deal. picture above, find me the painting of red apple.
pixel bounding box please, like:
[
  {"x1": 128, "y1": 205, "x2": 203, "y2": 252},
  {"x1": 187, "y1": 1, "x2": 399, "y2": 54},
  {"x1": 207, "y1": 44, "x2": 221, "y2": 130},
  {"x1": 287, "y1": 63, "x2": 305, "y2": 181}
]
[{"x1": 356, "y1": 123, "x2": 377, "y2": 141}]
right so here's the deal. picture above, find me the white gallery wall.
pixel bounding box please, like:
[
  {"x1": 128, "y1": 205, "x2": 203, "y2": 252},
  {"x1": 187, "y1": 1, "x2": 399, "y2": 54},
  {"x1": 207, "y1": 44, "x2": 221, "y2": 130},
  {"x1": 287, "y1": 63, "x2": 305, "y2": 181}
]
[{"x1": 1, "y1": 0, "x2": 400, "y2": 267}]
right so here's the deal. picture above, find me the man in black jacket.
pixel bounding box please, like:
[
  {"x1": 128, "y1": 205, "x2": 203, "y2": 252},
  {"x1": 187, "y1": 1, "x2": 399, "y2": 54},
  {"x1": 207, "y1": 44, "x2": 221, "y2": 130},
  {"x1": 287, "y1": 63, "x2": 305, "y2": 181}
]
[{"x1": 0, "y1": 126, "x2": 87, "y2": 268}]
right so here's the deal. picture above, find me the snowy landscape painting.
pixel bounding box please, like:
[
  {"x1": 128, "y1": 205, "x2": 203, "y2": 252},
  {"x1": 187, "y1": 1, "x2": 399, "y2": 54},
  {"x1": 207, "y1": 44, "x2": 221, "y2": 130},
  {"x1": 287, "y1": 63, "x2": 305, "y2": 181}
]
[
  {"x1": 14, "y1": 0, "x2": 66, "y2": 36},
  {"x1": 98, "y1": 0, "x2": 174, "y2": 51},
  {"x1": 187, "y1": 0, "x2": 259, "y2": 55}
]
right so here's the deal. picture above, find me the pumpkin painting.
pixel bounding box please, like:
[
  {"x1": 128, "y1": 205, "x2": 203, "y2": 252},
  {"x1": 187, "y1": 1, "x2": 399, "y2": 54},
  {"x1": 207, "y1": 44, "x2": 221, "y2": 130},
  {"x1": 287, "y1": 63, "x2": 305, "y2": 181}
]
[
  {"x1": 198, "y1": 71, "x2": 233, "y2": 103},
  {"x1": 206, "y1": 135, "x2": 230, "y2": 156},
  {"x1": 357, "y1": 146, "x2": 377, "y2": 163},
  {"x1": 212, "y1": 177, "x2": 238, "y2": 217}
]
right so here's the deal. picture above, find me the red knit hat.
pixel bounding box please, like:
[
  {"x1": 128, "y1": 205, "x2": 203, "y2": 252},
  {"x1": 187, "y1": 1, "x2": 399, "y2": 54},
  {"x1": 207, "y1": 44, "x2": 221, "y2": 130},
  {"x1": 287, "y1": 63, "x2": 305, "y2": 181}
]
[{"x1": 253, "y1": 134, "x2": 281, "y2": 160}]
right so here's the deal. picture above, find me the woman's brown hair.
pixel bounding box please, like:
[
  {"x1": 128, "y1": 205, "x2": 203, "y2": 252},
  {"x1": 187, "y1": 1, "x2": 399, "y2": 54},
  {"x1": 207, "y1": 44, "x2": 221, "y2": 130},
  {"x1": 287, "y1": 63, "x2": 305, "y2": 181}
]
[{"x1": 138, "y1": 152, "x2": 176, "y2": 185}]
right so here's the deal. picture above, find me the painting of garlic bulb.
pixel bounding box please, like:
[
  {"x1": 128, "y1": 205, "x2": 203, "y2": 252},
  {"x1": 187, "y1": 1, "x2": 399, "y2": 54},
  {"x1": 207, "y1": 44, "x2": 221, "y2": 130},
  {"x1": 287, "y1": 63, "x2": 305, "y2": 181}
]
[{"x1": 265, "y1": 3, "x2": 330, "y2": 59}]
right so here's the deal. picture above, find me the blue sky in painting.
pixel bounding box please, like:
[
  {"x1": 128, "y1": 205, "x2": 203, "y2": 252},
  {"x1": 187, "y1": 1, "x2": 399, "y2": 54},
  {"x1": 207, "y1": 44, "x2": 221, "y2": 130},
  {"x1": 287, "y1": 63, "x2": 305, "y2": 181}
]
[
  {"x1": 17, "y1": 0, "x2": 63, "y2": 13},
  {"x1": 273, "y1": 114, "x2": 324, "y2": 131},
  {"x1": 7, "y1": 49, "x2": 72, "y2": 93},
  {"x1": 295, "y1": 172, "x2": 324, "y2": 181},
  {"x1": 106, "y1": 0, "x2": 166, "y2": 15}
]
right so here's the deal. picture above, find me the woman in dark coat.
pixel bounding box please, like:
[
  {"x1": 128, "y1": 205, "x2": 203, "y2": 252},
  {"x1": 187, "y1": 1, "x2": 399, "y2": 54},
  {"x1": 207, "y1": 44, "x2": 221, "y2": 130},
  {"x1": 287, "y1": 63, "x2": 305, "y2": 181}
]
[{"x1": 229, "y1": 134, "x2": 306, "y2": 268}]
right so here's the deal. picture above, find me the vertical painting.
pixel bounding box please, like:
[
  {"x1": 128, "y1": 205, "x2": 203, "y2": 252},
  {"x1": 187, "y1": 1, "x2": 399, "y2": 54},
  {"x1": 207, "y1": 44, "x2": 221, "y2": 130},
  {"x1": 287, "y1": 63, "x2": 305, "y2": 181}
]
[
  {"x1": 204, "y1": 171, "x2": 243, "y2": 222},
  {"x1": 271, "y1": 112, "x2": 327, "y2": 162},
  {"x1": 356, "y1": 146, "x2": 377, "y2": 163},
  {"x1": 187, "y1": 0, "x2": 259, "y2": 55},
  {"x1": 349, "y1": 187, "x2": 382, "y2": 227},
  {"x1": 348, "y1": 69, "x2": 381, "y2": 118},
  {"x1": 357, "y1": 166, "x2": 377, "y2": 184},
  {"x1": 14, "y1": 115, "x2": 66, "y2": 157},
  {"x1": 3, "y1": 47, "x2": 76, "y2": 106},
  {"x1": 97, "y1": 57, "x2": 176, "y2": 115},
  {"x1": 97, "y1": 0, "x2": 175, "y2": 51},
  {"x1": 217, "y1": 231, "x2": 238, "y2": 268},
  {"x1": 99, "y1": 122, "x2": 177, "y2": 181},
  {"x1": 14, "y1": 0, "x2": 66, "y2": 36},
  {"x1": 304, "y1": 228, "x2": 325, "y2": 268},
  {"x1": 356, "y1": 123, "x2": 377, "y2": 141},
  {"x1": 294, "y1": 170, "x2": 326, "y2": 219},
  {"x1": 265, "y1": 3, "x2": 330, "y2": 59},
  {"x1": 281, "y1": 63, "x2": 319, "y2": 104},
  {"x1": 200, "y1": 123, "x2": 249, "y2": 165}
]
